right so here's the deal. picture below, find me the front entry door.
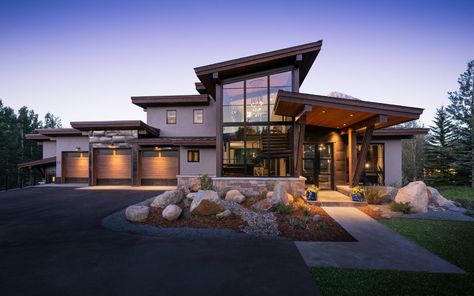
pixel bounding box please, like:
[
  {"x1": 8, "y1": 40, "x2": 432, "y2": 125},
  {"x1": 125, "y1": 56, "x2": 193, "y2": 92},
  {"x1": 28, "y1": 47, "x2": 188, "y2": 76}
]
[{"x1": 303, "y1": 143, "x2": 334, "y2": 190}]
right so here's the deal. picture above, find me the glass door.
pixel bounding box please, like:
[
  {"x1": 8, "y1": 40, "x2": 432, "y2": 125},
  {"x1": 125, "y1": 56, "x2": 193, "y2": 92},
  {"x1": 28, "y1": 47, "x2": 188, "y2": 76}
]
[{"x1": 303, "y1": 143, "x2": 334, "y2": 190}]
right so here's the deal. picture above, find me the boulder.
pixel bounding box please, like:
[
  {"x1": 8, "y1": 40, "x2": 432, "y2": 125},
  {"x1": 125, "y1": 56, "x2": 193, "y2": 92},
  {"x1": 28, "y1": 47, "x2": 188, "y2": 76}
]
[
  {"x1": 271, "y1": 183, "x2": 290, "y2": 206},
  {"x1": 312, "y1": 214, "x2": 321, "y2": 222},
  {"x1": 394, "y1": 181, "x2": 429, "y2": 213},
  {"x1": 286, "y1": 193, "x2": 294, "y2": 203},
  {"x1": 266, "y1": 191, "x2": 273, "y2": 199},
  {"x1": 186, "y1": 192, "x2": 196, "y2": 200},
  {"x1": 125, "y1": 205, "x2": 150, "y2": 222},
  {"x1": 379, "y1": 186, "x2": 398, "y2": 203},
  {"x1": 252, "y1": 198, "x2": 273, "y2": 211},
  {"x1": 189, "y1": 182, "x2": 201, "y2": 192},
  {"x1": 427, "y1": 186, "x2": 467, "y2": 213},
  {"x1": 162, "y1": 204, "x2": 182, "y2": 221},
  {"x1": 216, "y1": 209, "x2": 231, "y2": 219},
  {"x1": 150, "y1": 190, "x2": 184, "y2": 208},
  {"x1": 190, "y1": 190, "x2": 223, "y2": 216},
  {"x1": 225, "y1": 189, "x2": 246, "y2": 203}
]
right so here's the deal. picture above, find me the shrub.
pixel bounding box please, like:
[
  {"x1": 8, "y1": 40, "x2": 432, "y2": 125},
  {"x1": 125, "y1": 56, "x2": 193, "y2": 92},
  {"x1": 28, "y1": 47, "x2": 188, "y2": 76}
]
[
  {"x1": 289, "y1": 217, "x2": 308, "y2": 230},
  {"x1": 271, "y1": 203, "x2": 294, "y2": 215},
  {"x1": 199, "y1": 174, "x2": 214, "y2": 190},
  {"x1": 390, "y1": 201, "x2": 412, "y2": 214},
  {"x1": 364, "y1": 185, "x2": 382, "y2": 204},
  {"x1": 295, "y1": 202, "x2": 313, "y2": 216}
]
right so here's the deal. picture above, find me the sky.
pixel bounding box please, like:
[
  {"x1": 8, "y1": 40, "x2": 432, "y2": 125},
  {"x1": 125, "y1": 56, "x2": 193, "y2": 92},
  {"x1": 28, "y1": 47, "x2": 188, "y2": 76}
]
[{"x1": 0, "y1": 0, "x2": 473, "y2": 127}]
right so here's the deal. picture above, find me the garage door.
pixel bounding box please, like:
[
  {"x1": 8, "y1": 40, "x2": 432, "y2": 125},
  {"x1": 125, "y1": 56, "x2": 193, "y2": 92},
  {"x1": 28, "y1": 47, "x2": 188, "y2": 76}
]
[
  {"x1": 95, "y1": 149, "x2": 131, "y2": 185},
  {"x1": 62, "y1": 151, "x2": 89, "y2": 184},
  {"x1": 139, "y1": 150, "x2": 178, "y2": 186}
]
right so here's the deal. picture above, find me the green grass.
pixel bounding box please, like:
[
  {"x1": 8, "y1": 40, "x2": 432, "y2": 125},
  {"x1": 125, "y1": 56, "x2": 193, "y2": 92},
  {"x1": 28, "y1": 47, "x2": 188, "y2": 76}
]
[
  {"x1": 438, "y1": 186, "x2": 474, "y2": 209},
  {"x1": 310, "y1": 218, "x2": 474, "y2": 296}
]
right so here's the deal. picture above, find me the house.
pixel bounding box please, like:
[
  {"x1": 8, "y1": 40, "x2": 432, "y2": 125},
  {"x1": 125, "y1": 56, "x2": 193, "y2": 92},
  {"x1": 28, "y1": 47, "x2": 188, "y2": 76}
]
[{"x1": 18, "y1": 41, "x2": 428, "y2": 194}]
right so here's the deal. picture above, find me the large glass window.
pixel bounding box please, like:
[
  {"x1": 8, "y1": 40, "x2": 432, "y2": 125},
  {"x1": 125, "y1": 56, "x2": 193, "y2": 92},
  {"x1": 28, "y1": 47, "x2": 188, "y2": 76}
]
[
  {"x1": 357, "y1": 143, "x2": 384, "y2": 185},
  {"x1": 222, "y1": 70, "x2": 293, "y2": 177}
]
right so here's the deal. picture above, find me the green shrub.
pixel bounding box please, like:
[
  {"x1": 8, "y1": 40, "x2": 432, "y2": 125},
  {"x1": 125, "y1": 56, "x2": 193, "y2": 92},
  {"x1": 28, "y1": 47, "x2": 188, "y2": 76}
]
[
  {"x1": 199, "y1": 174, "x2": 214, "y2": 190},
  {"x1": 289, "y1": 217, "x2": 308, "y2": 230},
  {"x1": 364, "y1": 185, "x2": 382, "y2": 204},
  {"x1": 295, "y1": 202, "x2": 312, "y2": 216},
  {"x1": 271, "y1": 203, "x2": 294, "y2": 215},
  {"x1": 390, "y1": 201, "x2": 412, "y2": 214}
]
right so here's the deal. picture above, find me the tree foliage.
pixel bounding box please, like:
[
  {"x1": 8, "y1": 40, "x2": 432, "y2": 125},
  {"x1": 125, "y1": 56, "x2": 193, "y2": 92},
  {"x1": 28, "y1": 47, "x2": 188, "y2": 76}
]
[{"x1": 401, "y1": 120, "x2": 425, "y2": 184}]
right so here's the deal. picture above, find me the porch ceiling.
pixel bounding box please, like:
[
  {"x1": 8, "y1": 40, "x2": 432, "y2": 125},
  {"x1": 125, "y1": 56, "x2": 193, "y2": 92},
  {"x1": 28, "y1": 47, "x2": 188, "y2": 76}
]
[{"x1": 274, "y1": 90, "x2": 424, "y2": 130}]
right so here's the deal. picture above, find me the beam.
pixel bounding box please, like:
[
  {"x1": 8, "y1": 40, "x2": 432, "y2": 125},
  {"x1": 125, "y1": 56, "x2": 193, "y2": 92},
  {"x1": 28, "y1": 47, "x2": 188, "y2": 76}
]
[
  {"x1": 346, "y1": 115, "x2": 388, "y2": 132},
  {"x1": 348, "y1": 128, "x2": 357, "y2": 187},
  {"x1": 294, "y1": 114, "x2": 306, "y2": 177},
  {"x1": 295, "y1": 105, "x2": 312, "y2": 122},
  {"x1": 352, "y1": 125, "x2": 374, "y2": 186}
]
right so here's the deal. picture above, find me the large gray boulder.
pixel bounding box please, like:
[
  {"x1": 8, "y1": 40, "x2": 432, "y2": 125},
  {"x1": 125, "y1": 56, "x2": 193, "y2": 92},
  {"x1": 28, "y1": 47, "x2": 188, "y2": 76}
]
[
  {"x1": 379, "y1": 186, "x2": 398, "y2": 203},
  {"x1": 150, "y1": 190, "x2": 184, "y2": 208},
  {"x1": 271, "y1": 183, "x2": 291, "y2": 206},
  {"x1": 162, "y1": 204, "x2": 182, "y2": 221},
  {"x1": 190, "y1": 190, "x2": 223, "y2": 216},
  {"x1": 225, "y1": 189, "x2": 246, "y2": 204},
  {"x1": 394, "y1": 181, "x2": 429, "y2": 213},
  {"x1": 427, "y1": 186, "x2": 467, "y2": 213},
  {"x1": 125, "y1": 205, "x2": 150, "y2": 222}
]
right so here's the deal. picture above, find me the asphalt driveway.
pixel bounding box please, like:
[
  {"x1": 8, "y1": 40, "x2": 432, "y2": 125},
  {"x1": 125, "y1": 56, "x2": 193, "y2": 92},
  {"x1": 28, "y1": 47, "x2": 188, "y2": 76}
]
[{"x1": 0, "y1": 187, "x2": 319, "y2": 296}]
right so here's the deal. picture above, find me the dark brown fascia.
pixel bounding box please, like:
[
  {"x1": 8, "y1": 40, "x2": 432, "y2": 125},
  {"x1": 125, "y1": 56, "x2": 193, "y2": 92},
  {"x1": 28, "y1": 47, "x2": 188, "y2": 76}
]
[
  {"x1": 131, "y1": 137, "x2": 216, "y2": 147},
  {"x1": 70, "y1": 120, "x2": 160, "y2": 137},
  {"x1": 194, "y1": 40, "x2": 323, "y2": 98},
  {"x1": 131, "y1": 94, "x2": 210, "y2": 108},
  {"x1": 195, "y1": 82, "x2": 208, "y2": 95},
  {"x1": 369, "y1": 128, "x2": 430, "y2": 136},
  {"x1": 35, "y1": 128, "x2": 83, "y2": 137},
  {"x1": 17, "y1": 156, "x2": 56, "y2": 169},
  {"x1": 274, "y1": 90, "x2": 424, "y2": 118},
  {"x1": 25, "y1": 134, "x2": 54, "y2": 141}
]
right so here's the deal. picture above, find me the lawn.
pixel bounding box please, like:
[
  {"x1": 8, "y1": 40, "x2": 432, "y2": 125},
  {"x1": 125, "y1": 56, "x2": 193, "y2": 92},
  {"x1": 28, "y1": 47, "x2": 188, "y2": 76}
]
[
  {"x1": 310, "y1": 218, "x2": 474, "y2": 296},
  {"x1": 438, "y1": 186, "x2": 474, "y2": 209}
]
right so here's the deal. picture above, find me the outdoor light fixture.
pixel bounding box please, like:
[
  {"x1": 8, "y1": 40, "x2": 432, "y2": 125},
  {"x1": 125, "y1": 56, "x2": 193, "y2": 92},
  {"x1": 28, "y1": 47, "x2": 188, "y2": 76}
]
[{"x1": 365, "y1": 163, "x2": 370, "y2": 168}]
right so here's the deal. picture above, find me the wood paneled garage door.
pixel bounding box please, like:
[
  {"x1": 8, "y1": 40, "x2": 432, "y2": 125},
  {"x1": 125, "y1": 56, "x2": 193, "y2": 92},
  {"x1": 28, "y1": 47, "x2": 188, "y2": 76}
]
[
  {"x1": 94, "y1": 148, "x2": 132, "y2": 185},
  {"x1": 62, "y1": 151, "x2": 89, "y2": 184},
  {"x1": 139, "y1": 150, "x2": 178, "y2": 186}
]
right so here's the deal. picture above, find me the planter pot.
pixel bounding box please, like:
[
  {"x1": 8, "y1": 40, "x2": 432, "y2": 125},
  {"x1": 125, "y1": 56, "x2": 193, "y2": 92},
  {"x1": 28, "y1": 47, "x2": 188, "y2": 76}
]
[
  {"x1": 352, "y1": 193, "x2": 365, "y2": 202},
  {"x1": 307, "y1": 192, "x2": 317, "y2": 201}
]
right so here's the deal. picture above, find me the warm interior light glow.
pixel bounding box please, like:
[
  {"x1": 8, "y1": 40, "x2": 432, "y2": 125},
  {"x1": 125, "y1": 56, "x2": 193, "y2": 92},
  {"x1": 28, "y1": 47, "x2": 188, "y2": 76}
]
[{"x1": 365, "y1": 163, "x2": 370, "y2": 168}]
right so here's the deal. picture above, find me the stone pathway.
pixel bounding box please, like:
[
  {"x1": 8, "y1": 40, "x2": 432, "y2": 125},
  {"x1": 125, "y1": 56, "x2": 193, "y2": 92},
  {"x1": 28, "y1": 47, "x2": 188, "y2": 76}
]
[
  {"x1": 295, "y1": 207, "x2": 465, "y2": 273},
  {"x1": 221, "y1": 200, "x2": 280, "y2": 237}
]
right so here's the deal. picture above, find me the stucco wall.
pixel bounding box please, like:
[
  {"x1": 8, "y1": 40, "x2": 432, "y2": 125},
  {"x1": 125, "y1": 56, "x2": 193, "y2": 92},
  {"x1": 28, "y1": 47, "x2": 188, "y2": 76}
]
[
  {"x1": 146, "y1": 100, "x2": 217, "y2": 137},
  {"x1": 42, "y1": 141, "x2": 56, "y2": 159},
  {"x1": 55, "y1": 136, "x2": 89, "y2": 178},
  {"x1": 179, "y1": 147, "x2": 216, "y2": 175},
  {"x1": 382, "y1": 139, "x2": 402, "y2": 187}
]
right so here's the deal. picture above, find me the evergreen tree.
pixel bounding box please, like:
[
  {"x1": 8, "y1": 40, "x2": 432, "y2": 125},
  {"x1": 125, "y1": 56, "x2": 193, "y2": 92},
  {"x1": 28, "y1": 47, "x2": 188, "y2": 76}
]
[
  {"x1": 424, "y1": 106, "x2": 455, "y2": 185},
  {"x1": 401, "y1": 120, "x2": 426, "y2": 184},
  {"x1": 44, "y1": 112, "x2": 62, "y2": 128},
  {"x1": 446, "y1": 60, "x2": 474, "y2": 186}
]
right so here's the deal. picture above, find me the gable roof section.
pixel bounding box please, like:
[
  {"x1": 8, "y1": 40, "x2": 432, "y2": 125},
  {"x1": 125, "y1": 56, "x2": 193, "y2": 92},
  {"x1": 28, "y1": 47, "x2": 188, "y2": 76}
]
[
  {"x1": 70, "y1": 120, "x2": 160, "y2": 137},
  {"x1": 194, "y1": 40, "x2": 323, "y2": 98},
  {"x1": 131, "y1": 94, "x2": 210, "y2": 108}
]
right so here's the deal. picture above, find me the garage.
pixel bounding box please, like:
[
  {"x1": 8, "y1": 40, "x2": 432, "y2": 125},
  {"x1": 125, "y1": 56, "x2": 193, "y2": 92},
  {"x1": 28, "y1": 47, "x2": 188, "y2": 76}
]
[
  {"x1": 62, "y1": 151, "x2": 89, "y2": 184},
  {"x1": 139, "y1": 149, "x2": 178, "y2": 186},
  {"x1": 94, "y1": 148, "x2": 132, "y2": 185}
]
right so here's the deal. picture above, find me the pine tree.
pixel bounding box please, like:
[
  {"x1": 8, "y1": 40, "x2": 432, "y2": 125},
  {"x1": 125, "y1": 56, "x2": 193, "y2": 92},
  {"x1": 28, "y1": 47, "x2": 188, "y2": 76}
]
[
  {"x1": 446, "y1": 60, "x2": 474, "y2": 186},
  {"x1": 401, "y1": 120, "x2": 426, "y2": 183},
  {"x1": 44, "y1": 112, "x2": 62, "y2": 128},
  {"x1": 424, "y1": 106, "x2": 455, "y2": 185}
]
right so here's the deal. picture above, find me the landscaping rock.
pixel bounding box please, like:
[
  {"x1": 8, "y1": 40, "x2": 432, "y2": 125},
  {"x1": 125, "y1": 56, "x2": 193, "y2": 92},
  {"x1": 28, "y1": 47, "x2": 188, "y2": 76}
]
[
  {"x1": 271, "y1": 183, "x2": 290, "y2": 206},
  {"x1": 252, "y1": 198, "x2": 273, "y2": 211},
  {"x1": 189, "y1": 182, "x2": 200, "y2": 193},
  {"x1": 162, "y1": 204, "x2": 182, "y2": 221},
  {"x1": 125, "y1": 205, "x2": 150, "y2": 222},
  {"x1": 216, "y1": 209, "x2": 231, "y2": 219},
  {"x1": 379, "y1": 186, "x2": 398, "y2": 203},
  {"x1": 427, "y1": 187, "x2": 468, "y2": 213},
  {"x1": 266, "y1": 191, "x2": 273, "y2": 199},
  {"x1": 312, "y1": 214, "x2": 321, "y2": 222},
  {"x1": 394, "y1": 181, "x2": 429, "y2": 213},
  {"x1": 186, "y1": 192, "x2": 196, "y2": 200},
  {"x1": 150, "y1": 190, "x2": 184, "y2": 208},
  {"x1": 286, "y1": 193, "x2": 294, "y2": 203},
  {"x1": 225, "y1": 190, "x2": 246, "y2": 203},
  {"x1": 190, "y1": 190, "x2": 223, "y2": 216}
]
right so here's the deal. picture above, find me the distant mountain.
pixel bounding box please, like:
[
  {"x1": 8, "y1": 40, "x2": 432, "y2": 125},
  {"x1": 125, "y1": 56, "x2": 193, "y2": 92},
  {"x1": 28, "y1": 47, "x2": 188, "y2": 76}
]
[{"x1": 328, "y1": 91, "x2": 359, "y2": 100}]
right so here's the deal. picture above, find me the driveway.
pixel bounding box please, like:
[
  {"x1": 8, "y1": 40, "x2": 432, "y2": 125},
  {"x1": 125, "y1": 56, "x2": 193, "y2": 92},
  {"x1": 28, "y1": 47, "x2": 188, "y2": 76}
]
[{"x1": 0, "y1": 187, "x2": 319, "y2": 296}]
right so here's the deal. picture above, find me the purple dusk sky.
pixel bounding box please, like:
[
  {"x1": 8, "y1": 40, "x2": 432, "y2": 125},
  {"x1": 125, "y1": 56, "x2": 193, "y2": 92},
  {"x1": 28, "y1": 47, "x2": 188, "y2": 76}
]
[{"x1": 1, "y1": 0, "x2": 473, "y2": 127}]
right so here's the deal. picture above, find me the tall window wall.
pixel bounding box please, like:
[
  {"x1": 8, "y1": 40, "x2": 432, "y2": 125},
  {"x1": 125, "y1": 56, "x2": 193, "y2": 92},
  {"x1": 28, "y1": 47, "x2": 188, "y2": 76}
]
[{"x1": 222, "y1": 70, "x2": 293, "y2": 177}]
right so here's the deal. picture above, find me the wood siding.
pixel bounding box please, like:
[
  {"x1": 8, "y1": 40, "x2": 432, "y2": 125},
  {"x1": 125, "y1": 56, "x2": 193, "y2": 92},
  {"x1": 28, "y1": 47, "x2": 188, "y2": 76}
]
[
  {"x1": 139, "y1": 150, "x2": 178, "y2": 179},
  {"x1": 62, "y1": 152, "x2": 89, "y2": 183},
  {"x1": 95, "y1": 149, "x2": 131, "y2": 180}
]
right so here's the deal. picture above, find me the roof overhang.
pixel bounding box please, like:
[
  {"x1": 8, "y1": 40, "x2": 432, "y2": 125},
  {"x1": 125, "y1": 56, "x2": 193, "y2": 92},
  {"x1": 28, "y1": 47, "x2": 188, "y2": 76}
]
[
  {"x1": 35, "y1": 128, "x2": 83, "y2": 137},
  {"x1": 369, "y1": 128, "x2": 429, "y2": 139},
  {"x1": 131, "y1": 95, "x2": 210, "y2": 108},
  {"x1": 195, "y1": 82, "x2": 208, "y2": 95},
  {"x1": 274, "y1": 90, "x2": 424, "y2": 131},
  {"x1": 70, "y1": 120, "x2": 160, "y2": 137},
  {"x1": 17, "y1": 157, "x2": 56, "y2": 169},
  {"x1": 25, "y1": 134, "x2": 55, "y2": 141},
  {"x1": 130, "y1": 137, "x2": 216, "y2": 147},
  {"x1": 194, "y1": 40, "x2": 323, "y2": 98}
]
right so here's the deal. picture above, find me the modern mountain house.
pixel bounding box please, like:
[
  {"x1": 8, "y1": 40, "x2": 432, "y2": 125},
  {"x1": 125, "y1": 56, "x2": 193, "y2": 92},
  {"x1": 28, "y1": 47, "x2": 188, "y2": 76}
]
[{"x1": 18, "y1": 41, "x2": 428, "y2": 194}]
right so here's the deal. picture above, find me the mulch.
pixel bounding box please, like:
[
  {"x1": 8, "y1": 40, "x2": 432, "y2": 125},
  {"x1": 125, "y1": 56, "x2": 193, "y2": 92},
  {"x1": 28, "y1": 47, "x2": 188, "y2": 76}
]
[
  {"x1": 357, "y1": 206, "x2": 383, "y2": 220},
  {"x1": 276, "y1": 205, "x2": 356, "y2": 242}
]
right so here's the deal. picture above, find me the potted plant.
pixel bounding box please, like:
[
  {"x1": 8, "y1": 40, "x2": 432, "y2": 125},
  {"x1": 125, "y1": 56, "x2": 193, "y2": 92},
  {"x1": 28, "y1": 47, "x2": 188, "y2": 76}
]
[
  {"x1": 306, "y1": 185, "x2": 319, "y2": 201},
  {"x1": 351, "y1": 186, "x2": 365, "y2": 202}
]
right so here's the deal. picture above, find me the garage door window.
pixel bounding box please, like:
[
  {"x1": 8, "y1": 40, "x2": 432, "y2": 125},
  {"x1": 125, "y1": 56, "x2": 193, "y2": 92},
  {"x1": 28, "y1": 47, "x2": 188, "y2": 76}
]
[
  {"x1": 96, "y1": 149, "x2": 131, "y2": 156},
  {"x1": 187, "y1": 150, "x2": 200, "y2": 162}
]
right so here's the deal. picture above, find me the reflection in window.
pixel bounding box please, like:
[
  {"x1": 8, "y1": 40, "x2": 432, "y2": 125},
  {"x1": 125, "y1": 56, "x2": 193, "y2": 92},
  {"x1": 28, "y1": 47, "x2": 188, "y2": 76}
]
[
  {"x1": 223, "y1": 81, "x2": 244, "y2": 123},
  {"x1": 357, "y1": 144, "x2": 384, "y2": 185}
]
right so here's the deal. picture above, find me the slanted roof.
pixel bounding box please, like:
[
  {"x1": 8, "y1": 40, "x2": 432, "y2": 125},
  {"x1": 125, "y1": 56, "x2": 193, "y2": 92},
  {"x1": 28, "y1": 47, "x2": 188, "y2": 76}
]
[
  {"x1": 131, "y1": 137, "x2": 216, "y2": 147},
  {"x1": 70, "y1": 120, "x2": 160, "y2": 137},
  {"x1": 17, "y1": 157, "x2": 56, "y2": 169},
  {"x1": 25, "y1": 134, "x2": 54, "y2": 141},
  {"x1": 35, "y1": 128, "x2": 83, "y2": 137},
  {"x1": 274, "y1": 90, "x2": 424, "y2": 130},
  {"x1": 194, "y1": 40, "x2": 323, "y2": 98},
  {"x1": 131, "y1": 94, "x2": 210, "y2": 108},
  {"x1": 370, "y1": 127, "x2": 429, "y2": 139}
]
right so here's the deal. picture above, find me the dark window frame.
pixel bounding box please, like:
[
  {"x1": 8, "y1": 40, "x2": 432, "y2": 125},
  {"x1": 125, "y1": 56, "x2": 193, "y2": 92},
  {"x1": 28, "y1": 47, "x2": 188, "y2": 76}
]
[
  {"x1": 193, "y1": 109, "x2": 204, "y2": 124},
  {"x1": 187, "y1": 150, "x2": 200, "y2": 162},
  {"x1": 166, "y1": 110, "x2": 177, "y2": 124}
]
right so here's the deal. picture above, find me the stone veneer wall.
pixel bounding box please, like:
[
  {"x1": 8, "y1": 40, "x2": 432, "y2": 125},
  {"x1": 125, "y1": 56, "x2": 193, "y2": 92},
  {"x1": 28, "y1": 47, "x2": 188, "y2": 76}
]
[
  {"x1": 178, "y1": 175, "x2": 306, "y2": 198},
  {"x1": 88, "y1": 130, "x2": 138, "y2": 148}
]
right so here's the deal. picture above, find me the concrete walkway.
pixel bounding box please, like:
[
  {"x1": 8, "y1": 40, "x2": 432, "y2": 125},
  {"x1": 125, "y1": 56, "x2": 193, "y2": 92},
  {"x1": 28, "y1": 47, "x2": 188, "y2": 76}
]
[{"x1": 295, "y1": 207, "x2": 464, "y2": 273}]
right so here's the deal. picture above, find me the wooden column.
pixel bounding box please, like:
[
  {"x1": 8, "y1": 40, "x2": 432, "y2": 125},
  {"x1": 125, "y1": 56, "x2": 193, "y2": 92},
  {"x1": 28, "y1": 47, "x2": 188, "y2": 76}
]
[
  {"x1": 348, "y1": 128, "x2": 357, "y2": 187},
  {"x1": 352, "y1": 125, "x2": 375, "y2": 186}
]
